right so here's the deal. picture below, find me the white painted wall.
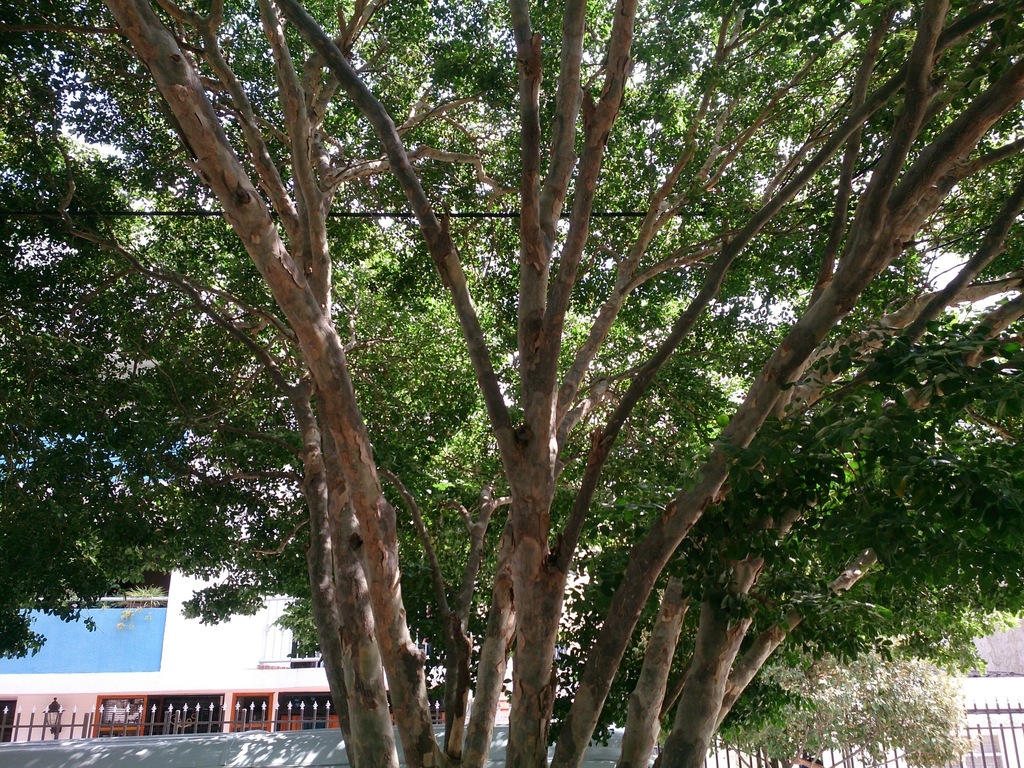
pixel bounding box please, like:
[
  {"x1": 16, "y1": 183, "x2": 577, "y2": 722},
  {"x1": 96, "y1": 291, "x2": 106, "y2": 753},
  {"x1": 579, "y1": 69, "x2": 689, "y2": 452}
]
[{"x1": 159, "y1": 574, "x2": 297, "y2": 674}]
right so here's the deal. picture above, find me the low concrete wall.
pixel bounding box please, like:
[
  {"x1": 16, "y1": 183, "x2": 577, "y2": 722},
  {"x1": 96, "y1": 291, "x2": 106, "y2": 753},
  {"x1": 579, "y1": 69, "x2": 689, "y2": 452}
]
[{"x1": 0, "y1": 726, "x2": 627, "y2": 768}]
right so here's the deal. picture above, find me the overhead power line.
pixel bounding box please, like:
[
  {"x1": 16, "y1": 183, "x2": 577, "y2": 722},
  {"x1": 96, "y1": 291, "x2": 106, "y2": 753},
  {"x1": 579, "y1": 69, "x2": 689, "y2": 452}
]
[{"x1": 0, "y1": 209, "x2": 649, "y2": 220}]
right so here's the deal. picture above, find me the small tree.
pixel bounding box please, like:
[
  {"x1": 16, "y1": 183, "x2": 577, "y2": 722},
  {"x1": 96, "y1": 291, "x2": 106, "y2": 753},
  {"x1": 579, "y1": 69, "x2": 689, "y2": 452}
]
[{"x1": 723, "y1": 653, "x2": 973, "y2": 768}]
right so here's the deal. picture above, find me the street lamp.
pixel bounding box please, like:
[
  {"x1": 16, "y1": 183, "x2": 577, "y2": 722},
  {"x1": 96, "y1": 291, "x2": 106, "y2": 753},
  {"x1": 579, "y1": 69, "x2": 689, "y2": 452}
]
[{"x1": 43, "y1": 698, "x2": 62, "y2": 739}]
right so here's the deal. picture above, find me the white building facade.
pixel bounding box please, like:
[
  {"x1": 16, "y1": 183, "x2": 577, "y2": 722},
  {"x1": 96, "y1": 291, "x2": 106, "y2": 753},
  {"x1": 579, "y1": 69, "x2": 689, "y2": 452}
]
[{"x1": 0, "y1": 574, "x2": 335, "y2": 741}]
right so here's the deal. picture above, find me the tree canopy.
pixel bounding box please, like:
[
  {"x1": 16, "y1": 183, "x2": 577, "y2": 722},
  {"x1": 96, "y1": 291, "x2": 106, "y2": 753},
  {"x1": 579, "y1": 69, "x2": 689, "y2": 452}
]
[{"x1": 2, "y1": 1, "x2": 1024, "y2": 767}]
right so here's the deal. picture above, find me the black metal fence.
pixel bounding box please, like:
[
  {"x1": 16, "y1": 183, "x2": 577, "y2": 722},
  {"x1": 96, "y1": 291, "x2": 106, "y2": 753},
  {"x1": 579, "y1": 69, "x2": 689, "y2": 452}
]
[
  {"x1": 3, "y1": 698, "x2": 1023, "y2": 768},
  {"x1": 0, "y1": 699, "x2": 449, "y2": 743}
]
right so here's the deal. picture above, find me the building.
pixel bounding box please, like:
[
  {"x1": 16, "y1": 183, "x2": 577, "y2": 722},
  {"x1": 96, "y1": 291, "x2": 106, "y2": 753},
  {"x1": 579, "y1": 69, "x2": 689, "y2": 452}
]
[
  {"x1": 0, "y1": 573, "x2": 337, "y2": 741},
  {"x1": 1, "y1": 571, "x2": 1022, "y2": 764}
]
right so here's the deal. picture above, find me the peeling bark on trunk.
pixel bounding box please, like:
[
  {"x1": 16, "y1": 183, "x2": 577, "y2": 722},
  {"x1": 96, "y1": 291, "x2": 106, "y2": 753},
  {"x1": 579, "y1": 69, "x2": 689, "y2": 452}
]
[
  {"x1": 660, "y1": 600, "x2": 751, "y2": 768},
  {"x1": 300, "y1": 443, "x2": 358, "y2": 765},
  {"x1": 296, "y1": 397, "x2": 398, "y2": 768},
  {"x1": 508, "y1": 495, "x2": 567, "y2": 768},
  {"x1": 617, "y1": 579, "x2": 688, "y2": 768},
  {"x1": 464, "y1": 527, "x2": 517, "y2": 768},
  {"x1": 330, "y1": 501, "x2": 403, "y2": 768},
  {"x1": 323, "y1": 434, "x2": 402, "y2": 768}
]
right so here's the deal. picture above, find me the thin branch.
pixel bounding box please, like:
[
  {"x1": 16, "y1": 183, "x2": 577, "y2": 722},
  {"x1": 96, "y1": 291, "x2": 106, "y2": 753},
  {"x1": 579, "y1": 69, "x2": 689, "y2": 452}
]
[
  {"x1": 965, "y1": 292, "x2": 1024, "y2": 367},
  {"x1": 214, "y1": 423, "x2": 303, "y2": 457},
  {"x1": 253, "y1": 518, "x2": 310, "y2": 556},
  {"x1": 65, "y1": 220, "x2": 297, "y2": 348},
  {"x1": 381, "y1": 468, "x2": 451, "y2": 619},
  {"x1": 454, "y1": 484, "x2": 511, "y2": 623},
  {"x1": 625, "y1": 243, "x2": 721, "y2": 294},
  {"x1": 715, "y1": 549, "x2": 878, "y2": 725},
  {"x1": 706, "y1": 44, "x2": 829, "y2": 191},
  {"x1": 410, "y1": 145, "x2": 516, "y2": 197},
  {"x1": 812, "y1": 8, "x2": 893, "y2": 303},
  {"x1": 397, "y1": 95, "x2": 478, "y2": 135},
  {"x1": 184, "y1": 467, "x2": 303, "y2": 486},
  {"x1": 903, "y1": 173, "x2": 1024, "y2": 343}
]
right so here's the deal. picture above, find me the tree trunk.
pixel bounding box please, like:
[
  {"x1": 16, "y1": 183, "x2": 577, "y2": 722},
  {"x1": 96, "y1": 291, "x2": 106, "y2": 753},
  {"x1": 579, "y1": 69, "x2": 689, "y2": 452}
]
[
  {"x1": 660, "y1": 599, "x2": 751, "y2": 768},
  {"x1": 442, "y1": 611, "x2": 473, "y2": 760},
  {"x1": 329, "y1": 500, "x2": 403, "y2": 768},
  {"x1": 300, "y1": 441, "x2": 358, "y2": 765},
  {"x1": 617, "y1": 579, "x2": 688, "y2": 768},
  {"x1": 296, "y1": 393, "x2": 397, "y2": 768},
  {"x1": 507, "y1": 494, "x2": 566, "y2": 768},
  {"x1": 313, "y1": 428, "x2": 397, "y2": 768},
  {"x1": 463, "y1": 524, "x2": 517, "y2": 768}
]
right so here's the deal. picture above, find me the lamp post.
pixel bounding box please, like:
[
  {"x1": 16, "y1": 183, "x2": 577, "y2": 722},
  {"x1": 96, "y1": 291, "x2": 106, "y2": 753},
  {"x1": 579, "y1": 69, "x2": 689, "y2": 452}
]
[{"x1": 43, "y1": 698, "x2": 62, "y2": 740}]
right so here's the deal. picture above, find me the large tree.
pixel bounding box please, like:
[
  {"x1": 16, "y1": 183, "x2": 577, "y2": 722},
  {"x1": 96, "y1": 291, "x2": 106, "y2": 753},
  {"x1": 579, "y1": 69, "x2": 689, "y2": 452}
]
[{"x1": 3, "y1": 1, "x2": 1024, "y2": 768}]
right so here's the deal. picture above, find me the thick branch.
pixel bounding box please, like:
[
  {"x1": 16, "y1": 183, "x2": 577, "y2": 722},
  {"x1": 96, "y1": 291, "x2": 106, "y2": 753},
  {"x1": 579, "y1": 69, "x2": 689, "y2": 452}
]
[
  {"x1": 196, "y1": 13, "x2": 299, "y2": 239},
  {"x1": 556, "y1": 17, "x2": 918, "y2": 455},
  {"x1": 617, "y1": 579, "x2": 688, "y2": 768},
  {"x1": 545, "y1": 0, "x2": 638, "y2": 339},
  {"x1": 812, "y1": 9, "x2": 893, "y2": 303},
  {"x1": 277, "y1": 0, "x2": 516, "y2": 465},
  {"x1": 510, "y1": 0, "x2": 545, "y2": 282},
  {"x1": 849, "y1": 0, "x2": 947, "y2": 241},
  {"x1": 259, "y1": 0, "x2": 330, "y2": 308},
  {"x1": 538, "y1": 0, "x2": 586, "y2": 244},
  {"x1": 716, "y1": 548, "x2": 879, "y2": 725},
  {"x1": 890, "y1": 56, "x2": 1024, "y2": 225}
]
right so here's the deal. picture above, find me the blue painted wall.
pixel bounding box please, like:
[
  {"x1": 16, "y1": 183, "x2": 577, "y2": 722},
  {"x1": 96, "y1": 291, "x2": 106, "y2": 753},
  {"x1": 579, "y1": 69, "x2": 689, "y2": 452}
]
[{"x1": 0, "y1": 609, "x2": 166, "y2": 674}]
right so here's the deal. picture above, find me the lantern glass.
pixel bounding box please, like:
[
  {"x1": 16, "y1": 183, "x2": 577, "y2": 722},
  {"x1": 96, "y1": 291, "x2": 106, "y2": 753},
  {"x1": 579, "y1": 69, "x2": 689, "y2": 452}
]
[{"x1": 44, "y1": 699, "x2": 62, "y2": 738}]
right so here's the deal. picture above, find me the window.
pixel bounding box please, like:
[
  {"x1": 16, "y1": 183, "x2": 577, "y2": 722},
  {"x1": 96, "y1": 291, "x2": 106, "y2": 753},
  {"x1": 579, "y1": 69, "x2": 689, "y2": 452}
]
[
  {"x1": 277, "y1": 693, "x2": 337, "y2": 730},
  {"x1": 146, "y1": 695, "x2": 223, "y2": 734},
  {"x1": 231, "y1": 694, "x2": 272, "y2": 731},
  {"x1": 0, "y1": 700, "x2": 15, "y2": 743},
  {"x1": 96, "y1": 697, "x2": 146, "y2": 737}
]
